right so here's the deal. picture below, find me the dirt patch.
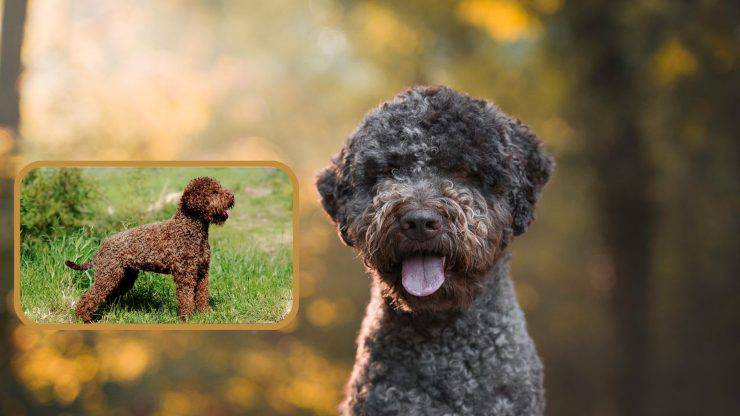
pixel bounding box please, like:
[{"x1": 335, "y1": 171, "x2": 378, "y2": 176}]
[{"x1": 243, "y1": 186, "x2": 272, "y2": 197}]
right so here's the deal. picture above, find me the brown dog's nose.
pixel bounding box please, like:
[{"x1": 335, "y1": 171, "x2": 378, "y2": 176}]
[
  {"x1": 228, "y1": 193, "x2": 235, "y2": 207},
  {"x1": 400, "y1": 209, "x2": 442, "y2": 241}
]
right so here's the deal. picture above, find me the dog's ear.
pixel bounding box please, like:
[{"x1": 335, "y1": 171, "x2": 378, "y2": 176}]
[
  {"x1": 316, "y1": 148, "x2": 355, "y2": 246},
  {"x1": 507, "y1": 119, "x2": 553, "y2": 236},
  {"x1": 180, "y1": 177, "x2": 211, "y2": 221}
]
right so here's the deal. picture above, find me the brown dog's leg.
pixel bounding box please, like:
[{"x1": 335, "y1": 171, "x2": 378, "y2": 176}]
[
  {"x1": 174, "y1": 273, "x2": 196, "y2": 320},
  {"x1": 108, "y1": 268, "x2": 138, "y2": 302},
  {"x1": 76, "y1": 266, "x2": 124, "y2": 322},
  {"x1": 194, "y1": 268, "x2": 210, "y2": 312}
]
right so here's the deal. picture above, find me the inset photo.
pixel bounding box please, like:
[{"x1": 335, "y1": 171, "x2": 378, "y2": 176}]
[{"x1": 14, "y1": 162, "x2": 297, "y2": 328}]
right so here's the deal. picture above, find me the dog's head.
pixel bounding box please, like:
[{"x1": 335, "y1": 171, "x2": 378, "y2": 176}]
[
  {"x1": 180, "y1": 177, "x2": 235, "y2": 225},
  {"x1": 317, "y1": 86, "x2": 552, "y2": 312}
]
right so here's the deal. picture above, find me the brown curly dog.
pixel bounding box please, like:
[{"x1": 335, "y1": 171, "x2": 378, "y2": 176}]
[{"x1": 66, "y1": 177, "x2": 235, "y2": 322}]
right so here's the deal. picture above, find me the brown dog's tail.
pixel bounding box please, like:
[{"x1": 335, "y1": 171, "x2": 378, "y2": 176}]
[{"x1": 65, "y1": 259, "x2": 93, "y2": 271}]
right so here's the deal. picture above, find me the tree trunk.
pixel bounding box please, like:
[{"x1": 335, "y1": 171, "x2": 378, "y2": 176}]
[
  {"x1": 0, "y1": 0, "x2": 27, "y2": 131},
  {"x1": 595, "y1": 107, "x2": 653, "y2": 416},
  {"x1": 0, "y1": 0, "x2": 28, "y2": 413},
  {"x1": 554, "y1": 2, "x2": 655, "y2": 413}
]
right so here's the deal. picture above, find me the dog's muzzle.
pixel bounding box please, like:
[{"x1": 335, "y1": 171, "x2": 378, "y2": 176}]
[{"x1": 396, "y1": 208, "x2": 447, "y2": 296}]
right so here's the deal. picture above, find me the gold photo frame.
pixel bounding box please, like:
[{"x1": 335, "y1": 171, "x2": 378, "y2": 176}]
[{"x1": 13, "y1": 160, "x2": 300, "y2": 330}]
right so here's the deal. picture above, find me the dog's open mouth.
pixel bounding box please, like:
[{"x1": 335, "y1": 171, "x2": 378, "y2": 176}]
[
  {"x1": 214, "y1": 209, "x2": 230, "y2": 222},
  {"x1": 401, "y1": 256, "x2": 446, "y2": 297}
]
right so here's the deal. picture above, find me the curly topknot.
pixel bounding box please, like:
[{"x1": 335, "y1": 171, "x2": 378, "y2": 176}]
[{"x1": 318, "y1": 85, "x2": 552, "y2": 243}]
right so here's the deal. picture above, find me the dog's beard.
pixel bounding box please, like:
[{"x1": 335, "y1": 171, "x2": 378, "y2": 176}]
[
  {"x1": 210, "y1": 195, "x2": 234, "y2": 225},
  {"x1": 349, "y1": 179, "x2": 511, "y2": 312}
]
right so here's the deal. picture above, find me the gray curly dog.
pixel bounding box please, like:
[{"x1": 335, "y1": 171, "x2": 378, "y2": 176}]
[{"x1": 317, "y1": 86, "x2": 552, "y2": 415}]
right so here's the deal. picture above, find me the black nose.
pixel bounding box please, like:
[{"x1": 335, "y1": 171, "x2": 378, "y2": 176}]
[{"x1": 399, "y1": 209, "x2": 443, "y2": 241}]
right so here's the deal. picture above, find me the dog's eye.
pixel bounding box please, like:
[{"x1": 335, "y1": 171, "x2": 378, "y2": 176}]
[
  {"x1": 453, "y1": 171, "x2": 469, "y2": 180},
  {"x1": 452, "y1": 169, "x2": 474, "y2": 181},
  {"x1": 452, "y1": 170, "x2": 486, "y2": 188}
]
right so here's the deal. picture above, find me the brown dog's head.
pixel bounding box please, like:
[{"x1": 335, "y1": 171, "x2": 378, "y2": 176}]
[
  {"x1": 179, "y1": 177, "x2": 235, "y2": 225},
  {"x1": 316, "y1": 86, "x2": 552, "y2": 313}
]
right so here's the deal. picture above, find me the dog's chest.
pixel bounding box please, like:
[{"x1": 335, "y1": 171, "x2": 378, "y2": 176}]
[
  {"x1": 368, "y1": 311, "x2": 504, "y2": 381},
  {"x1": 348, "y1": 275, "x2": 544, "y2": 415}
]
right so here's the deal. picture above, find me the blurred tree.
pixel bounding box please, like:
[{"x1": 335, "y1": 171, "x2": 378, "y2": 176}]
[
  {"x1": 543, "y1": 3, "x2": 654, "y2": 414},
  {"x1": 541, "y1": 0, "x2": 740, "y2": 414},
  {"x1": 0, "y1": 0, "x2": 26, "y2": 137},
  {"x1": 0, "y1": 1, "x2": 28, "y2": 414},
  {"x1": 637, "y1": 2, "x2": 740, "y2": 414}
]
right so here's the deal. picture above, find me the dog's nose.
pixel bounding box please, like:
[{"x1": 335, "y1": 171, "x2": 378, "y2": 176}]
[
  {"x1": 400, "y1": 209, "x2": 442, "y2": 241},
  {"x1": 228, "y1": 194, "x2": 235, "y2": 207}
]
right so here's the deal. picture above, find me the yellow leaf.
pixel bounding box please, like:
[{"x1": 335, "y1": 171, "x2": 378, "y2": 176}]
[
  {"x1": 355, "y1": 3, "x2": 420, "y2": 54},
  {"x1": 652, "y1": 38, "x2": 698, "y2": 86},
  {"x1": 457, "y1": 0, "x2": 540, "y2": 42},
  {"x1": 306, "y1": 298, "x2": 338, "y2": 328}
]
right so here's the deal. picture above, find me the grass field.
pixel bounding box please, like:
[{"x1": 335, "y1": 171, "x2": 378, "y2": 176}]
[{"x1": 19, "y1": 167, "x2": 294, "y2": 324}]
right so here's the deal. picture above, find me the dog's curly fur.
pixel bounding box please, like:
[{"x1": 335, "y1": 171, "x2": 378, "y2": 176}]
[
  {"x1": 317, "y1": 86, "x2": 552, "y2": 414},
  {"x1": 67, "y1": 177, "x2": 234, "y2": 322}
]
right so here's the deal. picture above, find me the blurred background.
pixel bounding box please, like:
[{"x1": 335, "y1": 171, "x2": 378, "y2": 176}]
[{"x1": 0, "y1": 0, "x2": 737, "y2": 414}]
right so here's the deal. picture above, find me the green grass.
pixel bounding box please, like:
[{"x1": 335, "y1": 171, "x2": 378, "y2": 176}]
[{"x1": 19, "y1": 167, "x2": 294, "y2": 324}]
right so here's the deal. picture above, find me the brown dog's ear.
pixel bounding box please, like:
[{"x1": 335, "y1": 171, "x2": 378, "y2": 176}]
[
  {"x1": 316, "y1": 148, "x2": 355, "y2": 246},
  {"x1": 506, "y1": 119, "x2": 553, "y2": 236},
  {"x1": 180, "y1": 177, "x2": 212, "y2": 221}
]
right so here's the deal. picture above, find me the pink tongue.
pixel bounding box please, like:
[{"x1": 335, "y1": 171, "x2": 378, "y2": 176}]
[{"x1": 401, "y1": 256, "x2": 446, "y2": 297}]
